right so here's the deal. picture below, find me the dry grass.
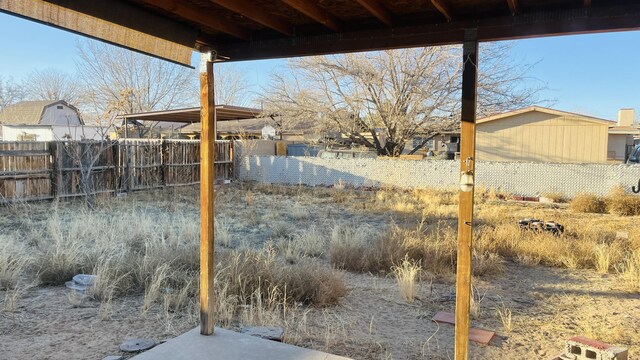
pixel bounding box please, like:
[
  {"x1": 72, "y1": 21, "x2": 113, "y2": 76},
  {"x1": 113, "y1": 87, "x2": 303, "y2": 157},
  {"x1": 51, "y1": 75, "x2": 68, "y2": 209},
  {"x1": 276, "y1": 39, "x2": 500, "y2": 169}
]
[
  {"x1": 570, "y1": 194, "x2": 607, "y2": 214},
  {"x1": 392, "y1": 256, "x2": 421, "y2": 303},
  {"x1": 219, "y1": 247, "x2": 346, "y2": 307},
  {"x1": 215, "y1": 216, "x2": 233, "y2": 247},
  {"x1": 541, "y1": 192, "x2": 568, "y2": 203},
  {"x1": 495, "y1": 301, "x2": 513, "y2": 332},
  {"x1": 277, "y1": 226, "x2": 327, "y2": 262},
  {"x1": 606, "y1": 186, "x2": 640, "y2": 216},
  {"x1": 617, "y1": 250, "x2": 640, "y2": 291},
  {"x1": 0, "y1": 235, "x2": 30, "y2": 290},
  {"x1": 3, "y1": 183, "x2": 640, "y2": 360}
]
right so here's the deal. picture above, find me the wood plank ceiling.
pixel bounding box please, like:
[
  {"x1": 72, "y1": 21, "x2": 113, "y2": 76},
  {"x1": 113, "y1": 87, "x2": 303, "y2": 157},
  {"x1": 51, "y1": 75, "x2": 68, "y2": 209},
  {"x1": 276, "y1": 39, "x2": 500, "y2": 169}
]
[
  {"x1": 126, "y1": 0, "x2": 640, "y2": 61},
  {"x1": 2, "y1": 0, "x2": 640, "y2": 63}
]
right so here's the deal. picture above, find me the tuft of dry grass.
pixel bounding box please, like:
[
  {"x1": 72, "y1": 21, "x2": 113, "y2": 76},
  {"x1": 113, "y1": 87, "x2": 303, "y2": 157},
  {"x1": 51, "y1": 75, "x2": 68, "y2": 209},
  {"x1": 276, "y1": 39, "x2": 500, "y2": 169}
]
[
  {"x1": 541, "y1": 192, "x2": 568, "y2": 203},
  {"x1": 495, "y1": 301, "x2": 513, "y2": 332},
  {"x1": 278, "y1": 227, "x2": 327, "y2": 264},
  {"x1": 0, "y1": 235, "x2": 31, "y2": 290},
  {"x1": 36, "y1": 216, "x2": 86, "y2": 285},
  {"x1": 219, "y1": 247, "x2": 346, "y2": 307},
  {"x1": 215, "y1": 216, "x2": 233, "y2": 247},
  {"x1": 392, "y1": 256, "x2": 421, "y2": 303},
  {"x1": 606, "y1": 186, "x2": 640, "y2": 216},
  {"x1": 617, "y1": 250, "x2": 640, "y2": 292},
  {"x1": 569, "y1": 194, "x2": 607, "y2": 214}
]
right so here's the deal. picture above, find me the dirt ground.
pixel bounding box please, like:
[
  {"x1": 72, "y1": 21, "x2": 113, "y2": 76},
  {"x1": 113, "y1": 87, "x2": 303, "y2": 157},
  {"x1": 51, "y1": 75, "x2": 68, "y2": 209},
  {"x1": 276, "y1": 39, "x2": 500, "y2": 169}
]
[{"x1": 1, "y1": 184, "x2": 638, "y2": 360}]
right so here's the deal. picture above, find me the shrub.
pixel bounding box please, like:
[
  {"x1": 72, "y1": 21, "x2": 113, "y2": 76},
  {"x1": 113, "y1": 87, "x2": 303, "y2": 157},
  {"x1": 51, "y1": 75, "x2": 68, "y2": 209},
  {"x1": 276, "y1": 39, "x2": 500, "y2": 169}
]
[
  {"x1": 569, "y1": 194, "x2": 606, "y2": 214},
  {"x1": 606, "y1": 187, "x2": 640, "y2": 216}
]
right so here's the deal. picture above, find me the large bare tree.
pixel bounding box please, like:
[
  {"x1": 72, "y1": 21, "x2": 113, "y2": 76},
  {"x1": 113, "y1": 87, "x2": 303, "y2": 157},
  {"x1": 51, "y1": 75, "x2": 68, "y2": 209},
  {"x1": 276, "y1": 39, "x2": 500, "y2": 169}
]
[
  {"x1": 23, "y1": 68, "x2": 81, "y2": 104},
  {"x1": 76, "y1": 40, "x2": 198, "y2": 120},
  {"x1": 263, "y1": 42, "x2": 546, "y2": 156},
  {"x1": 214, "y1": 64, "x2": 254, "y2": 106},
  {"x1": 0, "y1": 76, "x2": 25, "y2": 111}
]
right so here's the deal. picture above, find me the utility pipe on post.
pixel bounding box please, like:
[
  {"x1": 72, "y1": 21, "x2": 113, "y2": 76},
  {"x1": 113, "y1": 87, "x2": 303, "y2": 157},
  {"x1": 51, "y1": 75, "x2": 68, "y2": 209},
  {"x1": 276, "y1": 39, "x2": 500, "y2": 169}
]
[
  {"x1": 199, "y1": 51, "x2": 216, "y2": 335},
  {"x1": 454, "y1": 29, "x2": 479, "y2": 360}
]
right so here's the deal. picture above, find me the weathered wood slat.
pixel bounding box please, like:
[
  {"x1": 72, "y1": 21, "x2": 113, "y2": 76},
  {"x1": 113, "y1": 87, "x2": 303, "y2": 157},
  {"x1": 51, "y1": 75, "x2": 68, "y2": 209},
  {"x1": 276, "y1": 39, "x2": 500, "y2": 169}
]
[
  {"x1": 0, "y1": 150, "x2": 51, "y2": 156},
  {"x1": 0, "y1": 139, "x2": 233, "y2": 204}
]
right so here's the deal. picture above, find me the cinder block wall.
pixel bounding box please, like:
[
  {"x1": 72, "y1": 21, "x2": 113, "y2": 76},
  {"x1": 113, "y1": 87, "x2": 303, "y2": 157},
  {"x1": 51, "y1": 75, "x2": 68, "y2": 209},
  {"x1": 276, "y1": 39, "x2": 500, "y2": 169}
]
[{"x1": 238, "y1": 156, "x2": 640, "y2": 197}]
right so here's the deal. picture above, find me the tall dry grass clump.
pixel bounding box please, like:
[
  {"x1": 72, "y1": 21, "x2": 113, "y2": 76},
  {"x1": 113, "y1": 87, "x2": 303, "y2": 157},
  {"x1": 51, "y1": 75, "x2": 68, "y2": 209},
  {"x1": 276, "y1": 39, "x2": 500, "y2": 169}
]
[
  {"x1": 0, "y1": 235, "x2": 31, "y2": 290},
  {"x1": 329, "y1": 220, "x2": 503, "y2": 279},
  {"x1": 392, "y1": 256, "x2": 421, "y2": 303},
  {"x1": 617, "y1": 250, "x2": 640, "y2": 292},
  {"x1": 569, "y1": 194, "x2": 607, "y2": 214},
  {"x1": 329, "y1": 224, "x2": 406, "y2": 273},
  {"x1": 606, "y1": 187, "x2": 640, "y2": 216},
  {"x1": 277, "y1": 226, "x2": 327, "y2": 263},
  {"x1": 36, "y1": 215, "x2": 87, "y2": 285},
  {"x1": 219, "y1": 247, "x2": 346, "y2": 307}
]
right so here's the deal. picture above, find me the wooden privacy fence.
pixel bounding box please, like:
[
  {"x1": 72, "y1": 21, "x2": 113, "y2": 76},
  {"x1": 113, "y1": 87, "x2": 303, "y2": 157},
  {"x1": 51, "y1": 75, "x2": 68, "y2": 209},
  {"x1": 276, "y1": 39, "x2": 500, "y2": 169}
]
[{"x1": 0, "y1": 139, "x2": 234, "y2": 203}]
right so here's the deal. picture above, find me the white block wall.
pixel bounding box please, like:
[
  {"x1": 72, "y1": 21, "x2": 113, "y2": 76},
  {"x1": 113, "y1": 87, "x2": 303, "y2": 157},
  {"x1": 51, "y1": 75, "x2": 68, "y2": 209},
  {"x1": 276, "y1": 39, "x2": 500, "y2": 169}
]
[{"x1": 238, "y1": 156, "x2": 640, "y2": 197}]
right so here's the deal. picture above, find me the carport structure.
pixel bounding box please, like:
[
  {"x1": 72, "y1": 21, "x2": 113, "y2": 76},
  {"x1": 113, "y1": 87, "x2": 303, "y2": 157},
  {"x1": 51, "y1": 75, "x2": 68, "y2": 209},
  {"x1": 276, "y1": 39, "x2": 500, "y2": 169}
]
[{"x1": 2, "y1": 1, "x2": 639, "y2": 358}]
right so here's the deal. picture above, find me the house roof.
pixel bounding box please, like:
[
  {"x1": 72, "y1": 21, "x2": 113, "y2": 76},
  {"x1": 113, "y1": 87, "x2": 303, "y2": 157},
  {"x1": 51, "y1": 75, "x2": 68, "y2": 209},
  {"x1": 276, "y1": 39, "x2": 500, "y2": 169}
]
[
  {"x1": 477, "y1": 106, "x2": 614, "y2": 126},
  {"x1": 0, "y1": 100, "x2": 79, "y2": 125},
  {"x1": 609, "y1": 126, "x2": 640, "y2": 135},
  {"x1": 119, "y1": 105, "x2": 262, "y2": 123}
]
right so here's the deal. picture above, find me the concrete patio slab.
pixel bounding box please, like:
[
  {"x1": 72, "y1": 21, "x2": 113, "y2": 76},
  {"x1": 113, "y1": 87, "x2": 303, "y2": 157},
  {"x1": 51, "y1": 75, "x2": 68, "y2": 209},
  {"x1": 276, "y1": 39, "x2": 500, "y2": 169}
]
[{"x1": 131, "y1": 327, "x2": 352, "y2": 360}]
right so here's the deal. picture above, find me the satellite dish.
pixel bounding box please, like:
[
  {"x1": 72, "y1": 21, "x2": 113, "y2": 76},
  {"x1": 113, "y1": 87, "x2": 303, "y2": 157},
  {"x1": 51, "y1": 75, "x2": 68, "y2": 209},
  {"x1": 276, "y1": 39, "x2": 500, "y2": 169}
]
[{"x1": 262, "y1": 125, "x2": 276, "y2": 140}]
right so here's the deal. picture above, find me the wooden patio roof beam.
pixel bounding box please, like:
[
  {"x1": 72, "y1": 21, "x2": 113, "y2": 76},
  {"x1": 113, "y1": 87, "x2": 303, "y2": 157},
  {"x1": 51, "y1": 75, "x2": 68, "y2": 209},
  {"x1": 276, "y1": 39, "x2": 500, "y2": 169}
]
[
  {"x1": 431, "y1": 0, "x2": 454, "y2": 22},
  {"x1": 138, "y1": 0, "x2": 251, "y2": 40},
  {"x1": 210, "y1": 0, "x2": 294, "y2": 36},
  {"x1": 211, "y1": 4, "x2": 640, "y2": 62},
  {"x1": 507, "y1": 0, "x2": 519, "y2": 15},
  {"x1": 279, "y1": 0, "x2": 342, "y2": 32},
  {"x1": 355, "y1": 0, "x2": 394, "y2": 26}
]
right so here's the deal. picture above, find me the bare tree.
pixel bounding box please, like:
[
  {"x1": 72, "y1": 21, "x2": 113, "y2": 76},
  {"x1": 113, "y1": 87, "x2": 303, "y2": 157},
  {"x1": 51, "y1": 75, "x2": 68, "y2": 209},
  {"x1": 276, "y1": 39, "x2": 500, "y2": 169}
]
[
  {"x1": 23, "y1": 68, "x2": 81, "y2": 104},
  {"x1": 0, "y1": 76, "x2": 26, "y2": 111},
  {"x1": 263, "y1": 42, "x2": 547, "y2": 156},
  {"x1": 76, "y1": 40, "x2": 198, "y2": 119},
  {"x1": 56, "y1": 94, "x2": 128, "y2": 209},
  {"x1": 214, "y1": 64, "x2": 254, "y2": 106}
]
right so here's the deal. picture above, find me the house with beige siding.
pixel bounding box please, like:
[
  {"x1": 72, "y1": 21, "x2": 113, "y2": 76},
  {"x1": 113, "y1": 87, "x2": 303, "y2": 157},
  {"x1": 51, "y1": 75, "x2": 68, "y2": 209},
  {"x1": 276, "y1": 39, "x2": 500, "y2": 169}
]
[
  {"x1": 476, "y1": 106, "x2": 612, "y2": 164},
  {"x1": 608, "y1": 109, "x2": 639, "y2": 162}
]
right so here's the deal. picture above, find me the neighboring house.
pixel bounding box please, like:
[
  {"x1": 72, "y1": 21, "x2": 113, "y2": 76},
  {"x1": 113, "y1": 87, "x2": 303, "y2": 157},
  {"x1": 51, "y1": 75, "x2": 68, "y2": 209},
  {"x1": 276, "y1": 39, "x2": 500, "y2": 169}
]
[
  {"x1": 0, "y1": 100, "x2": 106, "y2": 141},
  {"x1": 476, "y1": 106, "x2": 612, "y2": 163},
  {"x1": 608, "y1": 109, "x2": 639, "y2": 163},
  {"x1": 179, "y1": 117, "x2": 307, "y2": 141}
]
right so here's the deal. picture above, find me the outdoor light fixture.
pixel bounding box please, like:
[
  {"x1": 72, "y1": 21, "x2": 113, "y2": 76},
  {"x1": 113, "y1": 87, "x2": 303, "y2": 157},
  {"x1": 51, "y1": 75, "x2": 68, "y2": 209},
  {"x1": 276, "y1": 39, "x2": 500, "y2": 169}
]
[{"x1": 459, "y1": 157, "x2": 474, "y2": 192}]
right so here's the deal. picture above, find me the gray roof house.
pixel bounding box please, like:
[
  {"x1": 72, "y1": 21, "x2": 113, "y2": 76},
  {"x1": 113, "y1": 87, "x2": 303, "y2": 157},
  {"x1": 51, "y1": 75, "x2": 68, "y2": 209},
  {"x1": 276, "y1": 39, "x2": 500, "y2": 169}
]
[
  {"x1": 0, "y1": 100, "x2": 83, "y2": 126},
  {"x1": 0, "y1": 100, "x2": 106, "y2": 141}
]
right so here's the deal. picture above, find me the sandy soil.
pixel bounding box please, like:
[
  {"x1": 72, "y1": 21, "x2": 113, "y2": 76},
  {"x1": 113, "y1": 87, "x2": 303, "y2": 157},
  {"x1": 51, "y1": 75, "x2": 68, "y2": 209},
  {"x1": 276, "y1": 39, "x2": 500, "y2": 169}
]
[
  {"x1": 2, "y1": 263, "x2": 637, "y2": 359},
  {"x1": 1, "y1": 185, "x2": 638, "y2": 360}
]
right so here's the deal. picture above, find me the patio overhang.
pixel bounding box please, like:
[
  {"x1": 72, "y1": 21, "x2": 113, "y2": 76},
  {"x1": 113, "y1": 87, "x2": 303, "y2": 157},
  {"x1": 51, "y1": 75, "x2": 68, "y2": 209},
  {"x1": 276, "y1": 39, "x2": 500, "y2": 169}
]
[
  {"x1": 118, "y1": 106, "x2": 262, "y2": 123},
  {"x1": 2, "y1": 1, "x2": 639, "y2": 65}
]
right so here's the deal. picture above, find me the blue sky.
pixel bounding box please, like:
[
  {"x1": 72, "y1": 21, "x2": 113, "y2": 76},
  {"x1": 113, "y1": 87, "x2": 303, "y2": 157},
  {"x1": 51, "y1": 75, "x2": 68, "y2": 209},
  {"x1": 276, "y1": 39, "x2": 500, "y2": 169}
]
[{"x1": 0, "y1": 11, "x2": 638, "y2": 120}]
